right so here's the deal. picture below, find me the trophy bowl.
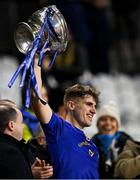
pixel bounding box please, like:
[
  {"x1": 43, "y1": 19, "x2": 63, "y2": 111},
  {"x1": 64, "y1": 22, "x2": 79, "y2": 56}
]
[{"x1": 14, "y1": 5, "x2": 69, "y2": 55}]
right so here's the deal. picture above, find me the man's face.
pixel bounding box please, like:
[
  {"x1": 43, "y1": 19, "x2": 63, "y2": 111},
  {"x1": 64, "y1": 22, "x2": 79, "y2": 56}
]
[
  {"x1": 12, "y1": 109, "x2": 23, "y2": 140},
  {"x1": 73, "y1": 95, "x2": 96, "y2": 129},
  {"x1": 97, "y1": 116, "x2": 118, "y2": 135}
]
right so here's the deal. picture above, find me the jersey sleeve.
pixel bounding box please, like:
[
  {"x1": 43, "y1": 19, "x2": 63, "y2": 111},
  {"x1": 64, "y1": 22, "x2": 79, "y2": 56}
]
[{"x1": 41, "y1": 113, "x2": 66, "y2": 143}]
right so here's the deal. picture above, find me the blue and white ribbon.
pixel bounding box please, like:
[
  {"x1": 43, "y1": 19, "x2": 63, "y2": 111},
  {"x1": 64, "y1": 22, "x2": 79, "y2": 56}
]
[{"x1": 8, "y1": 9, "x2": 59, "y2": 108}]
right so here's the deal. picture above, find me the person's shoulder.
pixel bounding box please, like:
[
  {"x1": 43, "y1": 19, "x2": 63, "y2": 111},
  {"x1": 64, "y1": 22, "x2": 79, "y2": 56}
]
[
  {"x1": 90, "y1": 134, "x2": 101, "y2": 147},
  {"x1": 49, "y1": 112, "x2": 71, "y2": 126},
  {"x1": 0, "y1": 141, "x2": 21, "y2": 162},
  {"x1": 41, "y1": 112, "x2": 72, "y2": 134},
  {"x1": 0, "y1": 140, "x2": 19, "y2": 152},
  {"x1": 117, "y1": 131, "x2": 133, "y2": 139},
  {"x1": 0, "y1": 135, "x2": 26, "y2": 154},
  {"x1": 125, "y1": 139, "x2": 140, "y2": 151},
  {"x1": 91, "y1": 133, "x2": 99, "y2": 141}
]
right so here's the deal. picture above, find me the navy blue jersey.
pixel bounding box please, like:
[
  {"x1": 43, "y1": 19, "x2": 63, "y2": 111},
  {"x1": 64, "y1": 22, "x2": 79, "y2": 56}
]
[{"x1": 41, "y1": 113, "x2": 99, "y2": 179}]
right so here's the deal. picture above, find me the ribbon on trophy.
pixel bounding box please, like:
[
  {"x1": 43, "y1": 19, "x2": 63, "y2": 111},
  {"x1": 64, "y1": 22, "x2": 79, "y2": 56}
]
[{"x1": 8, "y1": 5, "x2": 68, "y2": 108}]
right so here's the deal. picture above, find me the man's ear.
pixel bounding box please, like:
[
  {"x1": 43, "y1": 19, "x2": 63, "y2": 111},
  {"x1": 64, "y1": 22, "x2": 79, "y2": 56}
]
[
  {"x1": 7, "y1": 121, "x2": 14, "y2": 131},
  {"x1": 67, "y1": 101, "x2": 75, "y2": 111}
]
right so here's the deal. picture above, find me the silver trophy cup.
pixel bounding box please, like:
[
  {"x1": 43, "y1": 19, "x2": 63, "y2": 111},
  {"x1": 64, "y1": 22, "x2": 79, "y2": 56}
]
[{"x1": 14, "y1": 5, "x2": 69, "y2": 54}]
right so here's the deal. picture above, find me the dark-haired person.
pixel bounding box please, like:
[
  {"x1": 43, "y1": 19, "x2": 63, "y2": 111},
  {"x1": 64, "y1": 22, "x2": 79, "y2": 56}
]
[
  {"x1": 31, "y1": 56, "x2": 100, "y2": 179},
  {"x1": 27, "y1": 124, "x2": 51, "y2": 166},
  {"x1": 0, "y1": 100, "x2": 53, "y2": 179}
]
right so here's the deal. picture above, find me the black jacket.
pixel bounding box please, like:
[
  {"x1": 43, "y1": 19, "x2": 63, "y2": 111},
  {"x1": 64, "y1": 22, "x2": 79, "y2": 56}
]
[
  {"x1": 92, "y1": 131, "x2": 133, "y2": 179},
  {"x1": 27, "y1": 138, "x2": 51, "y2": 165},
  {"x1": 0, "y1": 133, "x2": 33, "y2": 179}
]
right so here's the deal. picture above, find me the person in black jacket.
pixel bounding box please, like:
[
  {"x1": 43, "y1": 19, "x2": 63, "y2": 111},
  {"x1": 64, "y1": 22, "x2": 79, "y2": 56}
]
[
  {"x1": 0, "y1": 99, "x2": 53, "y2": 179},
  {"x1": 92, "y1": 101, "x2": 133, "y2": 179},
  {"x1": 27, "y1": 124, "x2": 51, "y2": 165}
]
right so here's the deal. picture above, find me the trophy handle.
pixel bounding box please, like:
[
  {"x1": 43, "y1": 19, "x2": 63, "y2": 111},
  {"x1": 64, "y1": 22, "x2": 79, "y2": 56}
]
[{"x1": 14, "y1": 22, "x2": 35, "y2": 54}]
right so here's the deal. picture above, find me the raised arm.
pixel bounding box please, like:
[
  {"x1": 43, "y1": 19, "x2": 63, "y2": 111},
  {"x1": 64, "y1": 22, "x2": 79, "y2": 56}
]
[{"x1": 31, "y1": 55, "x2": 52, "y2": 124}]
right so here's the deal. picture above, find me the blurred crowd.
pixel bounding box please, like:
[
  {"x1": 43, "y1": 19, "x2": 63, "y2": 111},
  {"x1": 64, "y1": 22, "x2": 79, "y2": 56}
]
[{"x1": 0, "y1": 0, "x2": 140, "y2": 179}]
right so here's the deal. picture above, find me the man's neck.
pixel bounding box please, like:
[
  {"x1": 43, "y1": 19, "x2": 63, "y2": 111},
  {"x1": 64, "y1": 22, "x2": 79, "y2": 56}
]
[{"x1": 65, "y1": 113, "x2": 83, "y2": 131}]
